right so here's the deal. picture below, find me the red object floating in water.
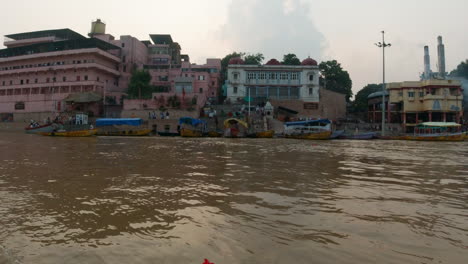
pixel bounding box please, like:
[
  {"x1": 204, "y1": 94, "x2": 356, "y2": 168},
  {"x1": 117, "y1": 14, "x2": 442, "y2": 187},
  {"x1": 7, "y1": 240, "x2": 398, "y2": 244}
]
[{"x1": 203, "y1": 259, "x2": 214, "y2": 264}]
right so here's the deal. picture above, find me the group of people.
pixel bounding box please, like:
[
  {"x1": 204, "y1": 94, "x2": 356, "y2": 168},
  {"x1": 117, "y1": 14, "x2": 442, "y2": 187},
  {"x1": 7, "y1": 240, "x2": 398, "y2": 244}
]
[{"x1": 148, "y1": 111, "x2": 170, "y2": 120}]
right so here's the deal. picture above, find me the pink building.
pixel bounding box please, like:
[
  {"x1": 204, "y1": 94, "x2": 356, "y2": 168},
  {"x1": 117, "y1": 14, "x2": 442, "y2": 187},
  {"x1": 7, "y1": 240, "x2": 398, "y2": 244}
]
[
  {"x1": 0, "y1": 28, "x2": 121, "y2": 117},
  {"x1": 0, "y1": 20, "x2": 221, "y2": 120}
]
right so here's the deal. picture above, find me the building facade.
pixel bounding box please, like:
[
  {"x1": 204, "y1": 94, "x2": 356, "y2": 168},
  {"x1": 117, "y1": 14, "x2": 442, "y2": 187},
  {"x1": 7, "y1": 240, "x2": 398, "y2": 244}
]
[
  {"x1": 226, "y1": 58, "x2": 320, "y2": 104},
  {"x1": 0, "y1": 29, "x2": 121, "y2": 116},
  {"x1": 368, "y1": 79, "x2": 463, "y2": 132}
]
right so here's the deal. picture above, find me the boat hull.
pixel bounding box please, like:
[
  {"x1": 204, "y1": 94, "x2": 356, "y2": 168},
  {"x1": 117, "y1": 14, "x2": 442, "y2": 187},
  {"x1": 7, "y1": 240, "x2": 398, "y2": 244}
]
[
  {"x1": 401, "y1": 133, "x2": 464, "y2": 141},
  {"x1": 39, "y1": 129, "x2": 98, "y2": 137},
  {"x1": 285, "y1": 131, "x2": 332, "y2": 140},
  {"x1": 97, "y1": 129, "x2": 151, "y2": 136},
  {"x1": 339, "y1": 132, "x2": 376, "y2": 140},
  {"x1": 206, "y1": 131, "x2": 223, "y2": 137},
  {"x1": 180, "y1": 128, "x2": 203, "y2": 137},
  {"x1": 255, "y1": 130, "x2": 275, "y2": 138},
  {"x1": 24, "y1": 124, "x2": 55, "y2": 134},
  {"x1": 158, "y1": 132, "x2": 180, "y2": 137}
]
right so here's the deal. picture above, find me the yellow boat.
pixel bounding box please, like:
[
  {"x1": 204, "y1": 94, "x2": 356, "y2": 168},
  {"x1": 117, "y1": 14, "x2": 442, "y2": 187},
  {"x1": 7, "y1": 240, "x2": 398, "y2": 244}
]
[
  {"x1": 284, "y1": 130, "x2": 332, "y2": 140},
  {"x1": 284, "y1": 119, "x2": 332, "y2": 140},
  {"x1": 206, "y1": 131, "x2": 223, "y2": 137},
  {"x1": 464, "y1": 132, "x2": 468, "y2": 140},
  {"x1": 403, "y1": 122, "x2": 464, "y2": 141},
  {"x1": 180, "y1": 128, "x2": 203, "y2": 137},
  {"x1": 39, "y1": 129, "x2": 98, "y2": 137},
  {"x1": 255, "y1": 130, "x2": 275, "y2": 138},
  {"x1": 96, "y1": 129, "x2": 151, "y2": 136}
]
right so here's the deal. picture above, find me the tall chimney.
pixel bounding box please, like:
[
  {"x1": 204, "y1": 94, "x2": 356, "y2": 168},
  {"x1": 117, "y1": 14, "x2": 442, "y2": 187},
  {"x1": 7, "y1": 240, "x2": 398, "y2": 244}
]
[
  {"x1": 437, "y1": 36, "x2": 446, "y2": 79},
  {"x1": 424, "y1": 46, "x2": 431, "y2": 80}
]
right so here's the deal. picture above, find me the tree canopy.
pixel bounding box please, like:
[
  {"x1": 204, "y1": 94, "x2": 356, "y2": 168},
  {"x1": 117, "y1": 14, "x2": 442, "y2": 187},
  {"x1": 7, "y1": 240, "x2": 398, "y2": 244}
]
[
  {"x1": 244, "y1": 53, "x2": 264, "y2": 65},
  {"x1": 351, "y1": 83, "x2": 382, "y2": 113},
  {"x1": 281, "y1": 54, "x2": 301, "y2": 65},
  {"x1": 319, "y1": 60, "x2": 353, "y2": 101},
  {"x1": 449, "y1": 60, "x2": 468, "y2": 79}
]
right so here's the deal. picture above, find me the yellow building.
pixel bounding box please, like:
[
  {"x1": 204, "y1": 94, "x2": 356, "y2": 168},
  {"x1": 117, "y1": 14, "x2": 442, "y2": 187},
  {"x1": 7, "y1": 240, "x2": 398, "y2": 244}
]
[{"x1": 387, "y1": 79, "x2": 463, "y2": 131}]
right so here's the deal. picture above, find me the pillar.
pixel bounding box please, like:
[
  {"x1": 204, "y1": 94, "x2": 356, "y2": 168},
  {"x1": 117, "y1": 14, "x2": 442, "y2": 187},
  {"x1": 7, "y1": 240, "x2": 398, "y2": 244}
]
[
  {"x1": 415, "y1": 113, "x2": 419, "y2": 124},
  {"x1": 428, "y1": 112, "x2": 432, "y2": 122},
  {"x1": 443, "y1": 112, "x2": 446, "y2": 122},
  {"x1": 373, "y1": 104, "x2": 376, "y2": 123}
]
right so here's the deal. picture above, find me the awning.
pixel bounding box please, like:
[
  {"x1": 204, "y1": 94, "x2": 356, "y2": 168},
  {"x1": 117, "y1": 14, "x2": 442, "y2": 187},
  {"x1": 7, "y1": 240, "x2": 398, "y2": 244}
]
[
  {"x1": 224, "y1": 118, "x2": 248, "y2": 128},
  {"x1": 96, "y1": 118, "x2": 142, "y2": 127},
  {"x1": 277, "y1": 106, "x2": 298, "y2": 115},
  {"x1": 64, "y1": 92, "x2": 102, "y2": 103}
]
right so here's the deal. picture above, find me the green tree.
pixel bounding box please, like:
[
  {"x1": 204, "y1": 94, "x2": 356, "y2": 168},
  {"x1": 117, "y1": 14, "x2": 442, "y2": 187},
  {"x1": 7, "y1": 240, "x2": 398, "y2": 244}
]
[
  {"x1": 244, "y1": 53, "x2": 264, "y2": 65},
  {"x1": 127, "y1": 69, "x2": 152, "y2": 99},
  {"x1": 449, "y1": 60, "x2": 468, "y2": 78},
  {"x1": 351, "y1": 83, "x2": 382, "y2": 113},
  {"x1": 281, "y1": 53, "x2": 301, "y2": 65},
  {"x1": 319, "y1": 60, "x2": 353, "y2": 101}
]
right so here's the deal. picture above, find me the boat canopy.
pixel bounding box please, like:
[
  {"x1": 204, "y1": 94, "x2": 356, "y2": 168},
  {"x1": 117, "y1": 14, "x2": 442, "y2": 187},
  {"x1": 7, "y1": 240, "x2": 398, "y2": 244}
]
[
  {"x1": 224, "y1": 118, "x2": 248, "y2": 128},
  {"x1": 417, "y1": 122, "x2": 461, "y2": 128},
  {"x1": 284, "y1": 119, "x2": 331, "y2": 127},
  {"x1": 96, "y1": 118, "x2": 142, "y2": 127},
  {"x1": 179, "y1": 117, "x2": 206, "y2": 126}
]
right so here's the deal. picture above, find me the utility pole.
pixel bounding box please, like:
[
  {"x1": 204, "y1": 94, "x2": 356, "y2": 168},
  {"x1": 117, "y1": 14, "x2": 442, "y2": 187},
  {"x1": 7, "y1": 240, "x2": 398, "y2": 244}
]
[{"x1": 375, "y1": 31, "x2": 391, "y2": 136}]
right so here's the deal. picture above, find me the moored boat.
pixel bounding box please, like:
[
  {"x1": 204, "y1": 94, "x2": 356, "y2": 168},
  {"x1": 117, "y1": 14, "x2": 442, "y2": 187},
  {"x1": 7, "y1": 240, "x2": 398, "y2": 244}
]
[
  {"x1": 338, "y1": 131, "x2": 377, "y2": 140},
  {"x1": 24, "y1": 123, "x2": 56, "y2": 134},
  {"x1": 255, "y1": 130, "x2": 275, "y2": 138},
  {"x1": 284, "y1": 119, "x2": 332, "y2": 140},
  {"x1": 403, "y1": 122, "x2": 464, "y2": 141},
  {"x1": 179, "y1": 117, "x2": 206, "y2": 137},
  {"x1": 330, "y1": 130, "x2": 344, "y2": 139},
  {"x1": 95, "y1": 118, "x2": 151, "y2": 136},
  {"x1": 206, "y1": 131, "x2": 223, "y2": 137},
  {"x1": 39, "y1": 128, "x2": 97, "y2": 137},
  {"x1": 157, "y1": 131, "x2": 180, "y2": 137},
  {"x1": 224, "y1": 118, "x2": 249, "y2": 138}
]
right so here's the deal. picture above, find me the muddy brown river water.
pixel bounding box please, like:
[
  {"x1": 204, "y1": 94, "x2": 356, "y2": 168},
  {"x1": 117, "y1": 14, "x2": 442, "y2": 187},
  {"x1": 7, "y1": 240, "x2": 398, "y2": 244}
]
[{"x1": 0, "y1": 130, "x2": 467, "y2": 263}]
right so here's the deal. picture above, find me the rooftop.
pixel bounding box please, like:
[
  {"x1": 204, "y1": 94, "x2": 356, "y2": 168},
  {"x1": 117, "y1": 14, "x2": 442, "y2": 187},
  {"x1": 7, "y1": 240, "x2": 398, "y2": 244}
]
[
  {"x1": 5, "y1": 29, "x2": 85, "y2": 41},
  {"x1": 0, "y1": 38, "x2": 121, "y2": 58},
  {"x1": 149, "y1": 34, "x2": 173, "y2": 45}
]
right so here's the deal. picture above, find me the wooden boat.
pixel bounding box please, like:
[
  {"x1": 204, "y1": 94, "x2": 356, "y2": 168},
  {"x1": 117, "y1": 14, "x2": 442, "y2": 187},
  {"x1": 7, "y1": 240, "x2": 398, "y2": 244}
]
[
  {"x1": 464, "y1": 132, "x2": 468, "y2": 140},
  {"x1": 339, "y1": 132, "x2": 377, "y2": 140},
  {"x1": 206, "y1": 131, "x2": 223, "y2": 137},
  {"x1": 180, "y1": 128, "x2": 203, "y2": 137},
  {"x1": 179, "y1": 117, "x2": 206, "y2": 137},
  {"x1": 95, "y1": 118, "x2": 150, "y2": 136},
  {"x1": 97, "y1": 129, "x2": 151, "y2": 136},
  {"x1": 403, "y1": 122, "x2": 464, "y2": 141},
  {"x1": 330, "y1": 130, "x2": 344, "y2": 139},
  {"x1": 158, "y1": 131, "x2": 180, "y2": 137},
  {"x1": 24, "y1": 123, "x2": 55, "y2": 134},
  {"x1": 247, "y1": 130, "x2": 275, "y2": 138},
  {"x1": 284, "y1": 119, "x2": 332, "y2": 140},
  {"x1": 39, "y1": 129, "x2": 97, "y2": 137},
  {"x1": 224, "y1": 118, "x2": 249, "y2": 138}
]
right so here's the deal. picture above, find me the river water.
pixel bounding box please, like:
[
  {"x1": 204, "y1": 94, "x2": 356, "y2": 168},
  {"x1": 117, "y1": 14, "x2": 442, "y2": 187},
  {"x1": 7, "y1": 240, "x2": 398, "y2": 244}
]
[{"x1": 0, "y1": 130, "x2": 467, "y2": 263}]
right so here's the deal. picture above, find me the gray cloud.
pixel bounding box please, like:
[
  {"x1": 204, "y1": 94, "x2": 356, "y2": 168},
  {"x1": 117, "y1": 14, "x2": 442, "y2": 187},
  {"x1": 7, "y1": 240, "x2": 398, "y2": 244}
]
[{"x1": 219, "y1": 0, "x2": 325, "y2": 62}]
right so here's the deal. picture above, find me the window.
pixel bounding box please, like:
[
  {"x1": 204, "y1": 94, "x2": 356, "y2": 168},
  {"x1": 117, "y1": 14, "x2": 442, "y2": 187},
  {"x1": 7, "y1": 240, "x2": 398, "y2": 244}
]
[
  {"x1": 14, "y1": 102, "x2": 25, "y2": 110},
  {"x1": 309, "y1": 74, "x2": 314, "y2": 81},
  {"x1": 35, "y1": 79, "x2": 38, "y2": 84},
  {"x1": 309, "y1": 88, "x2": 313, "y2": 95},
  {"x1": 123, "y1": 65, "x2": 127, "y2": 72},
  {"x1": 122, "y1": 56, "x2": 126, "y2": 63},
  {"x1": 26, "y1": 79, "x2": 29, "y2": 84},
  {"x1": 212, "y1": 81, "x2": 215, "y2": 86},
  {"x1": 52, "y1": 77, "x2": 56, "y2": 82},
  {"x1": 84, "y1": 75, "x2": 88, "y2": 81},
  {"x1": 121, "y1": 43, "x2": 125, "y2": 48},
  {"x1": 199, "y1": 88, "x2": 203, "y2": 93},
  {"x1": 408, "y1": 92, "x2": 415, "y2": 97},
  {"x1": 10, "y1": 80, "x2": 13, "y2": 85},
  {"x1": 198, "y1": 75, "x2": 205, "y2": 81},
  {"x1": 291, "y1": 73, "x2": 298, "y2": 80},
  {"x1": 233, "y1": 73, "x2": 238, "y2": 79},
  {"x1": 233, "y1": 87, "x2": 238, "y2": 94},
  {"x1": 419, "y1": 92, "x2": 424, "y2": 97},
  {"x1": 269, "y1": 73, "x2": 277, "y2": 79},
  {"x1": 258, "y1": 73, "x2": 266, "y2": 80},
  {"x1": 63, "y1": 76, "x2": 66, "y2": 82},
  {"x1": 20, "y1": 80, "x2": 23, "y2": 85},
  {"x1": 2, "y1": 81, "x2": 4, "y2": 86},
  {"x1": 247, "y1": 73, "x2": 256, "y2": 80},
  {"x1": 280, "y1": 73, "x2": 288, "y2": 80}
]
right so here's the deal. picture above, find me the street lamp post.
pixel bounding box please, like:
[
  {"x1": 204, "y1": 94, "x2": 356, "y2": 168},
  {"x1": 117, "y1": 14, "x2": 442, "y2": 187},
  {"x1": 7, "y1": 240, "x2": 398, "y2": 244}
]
[{"x1": 375, "y1": 31, "x2": 391, "y2": 136}]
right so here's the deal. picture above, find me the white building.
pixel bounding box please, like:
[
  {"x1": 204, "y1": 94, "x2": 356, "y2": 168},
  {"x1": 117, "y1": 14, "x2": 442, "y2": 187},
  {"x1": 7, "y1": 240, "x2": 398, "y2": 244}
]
[{"x1": 226, "y1": 58, "x2": 320, "y2": 103}]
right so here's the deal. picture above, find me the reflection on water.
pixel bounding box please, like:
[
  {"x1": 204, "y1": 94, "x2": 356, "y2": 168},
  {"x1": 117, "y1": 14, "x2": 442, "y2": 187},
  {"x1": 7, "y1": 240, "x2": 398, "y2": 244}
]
[{"x1": 0, "y1": 133, "x2": 467, "y2": 263}]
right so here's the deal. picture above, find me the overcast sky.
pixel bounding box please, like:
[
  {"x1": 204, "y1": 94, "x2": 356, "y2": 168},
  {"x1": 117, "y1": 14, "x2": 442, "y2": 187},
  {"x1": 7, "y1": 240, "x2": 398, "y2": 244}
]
[{"x1": 1, "y1": 0, "x2": 468, "y2": 96}]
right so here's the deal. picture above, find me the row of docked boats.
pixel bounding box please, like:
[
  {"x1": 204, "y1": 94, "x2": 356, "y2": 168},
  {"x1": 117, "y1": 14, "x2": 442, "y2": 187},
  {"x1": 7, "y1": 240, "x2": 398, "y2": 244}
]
[{"x1": 25, "y1": 117, "x2": 468, "y2": 141}]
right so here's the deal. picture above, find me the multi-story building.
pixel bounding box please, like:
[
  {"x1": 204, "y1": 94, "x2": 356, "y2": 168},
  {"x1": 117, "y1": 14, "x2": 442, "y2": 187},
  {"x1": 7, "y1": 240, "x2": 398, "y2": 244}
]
[
  {"x1": 0, "y1": 28, "x2": 121, "y2": 117},
  {"x1": 368, "y1": 79, "x2": 463, "y2": 132},
  {"x1": 225, "y1": 57, "x2": 346, "y2": 120}
]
